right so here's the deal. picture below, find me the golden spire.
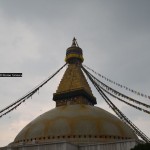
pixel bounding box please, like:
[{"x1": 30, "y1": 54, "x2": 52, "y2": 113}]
[{"x1": 53, "y1": 38, "x2": 96, "y2": 107}]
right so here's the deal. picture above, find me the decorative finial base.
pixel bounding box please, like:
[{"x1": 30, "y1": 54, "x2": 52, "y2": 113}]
[{"x1": 65, "y1": 38, "x2": 84, "y2": 64}]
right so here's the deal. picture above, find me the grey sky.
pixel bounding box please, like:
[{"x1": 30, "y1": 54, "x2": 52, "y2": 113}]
[{"x1": 0, "y1": 0, "x2": 150, "y2": 146}]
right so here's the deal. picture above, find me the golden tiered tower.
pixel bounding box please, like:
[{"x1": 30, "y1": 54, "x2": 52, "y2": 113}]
[{"x1": 53, "y1": 37, "x2": 96, "y2": 107}]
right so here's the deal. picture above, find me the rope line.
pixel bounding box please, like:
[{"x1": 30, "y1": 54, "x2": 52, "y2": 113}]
[
  {"x1": 82, "y1": 66, "x2": 150, "y2": 143},
  {"x1": 0, "y1": 63, "x2": 67, "y2": 118},
  {"x1": 84, "y1": 65, "x2": 150, "y2": 100},
  {"x1": 92, "y1": 77, "x2": 150, "y2": 115},
  {"x1": 84, "y1": 65, "x2": 150, "y2": 109}
]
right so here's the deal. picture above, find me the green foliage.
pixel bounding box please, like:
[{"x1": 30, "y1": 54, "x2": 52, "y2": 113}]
[{"x1": 131, "y1": 143, "x2": 150, "y2": 150}]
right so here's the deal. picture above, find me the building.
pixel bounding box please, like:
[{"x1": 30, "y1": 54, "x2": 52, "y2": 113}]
[{"x1": 1, "y1": 38, "x2": 139, "y2": 150}]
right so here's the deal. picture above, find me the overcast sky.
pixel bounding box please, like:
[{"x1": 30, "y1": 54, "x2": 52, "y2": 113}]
[{"x1": 0, "y1": 0, "x2": 150, "y2": 147}]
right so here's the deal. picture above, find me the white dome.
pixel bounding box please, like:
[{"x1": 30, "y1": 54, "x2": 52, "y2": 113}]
[{"x1": 14, "y1": 104, "x2": 137, "y2": 145}]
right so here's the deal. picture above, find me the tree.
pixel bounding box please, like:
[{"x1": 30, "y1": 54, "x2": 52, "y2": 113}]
[{"x1": 131, "y1": 143, "x2": 150, "y2": 150}]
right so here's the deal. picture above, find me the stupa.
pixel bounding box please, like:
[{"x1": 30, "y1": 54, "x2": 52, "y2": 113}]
[{"x1": 4, "y1": 38, "x2": 139, "y2": 150}]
